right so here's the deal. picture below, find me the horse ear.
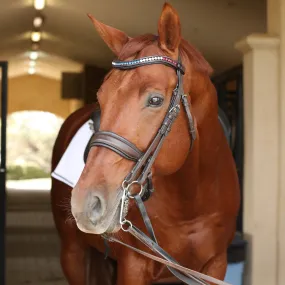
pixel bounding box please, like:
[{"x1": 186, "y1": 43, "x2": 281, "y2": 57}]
[
  {"x1": 158, "y1": 3, "x2": 181, "y2": 55},
  {"x1": 87, "y1": 14, "x2": 130, "y2": 56}
]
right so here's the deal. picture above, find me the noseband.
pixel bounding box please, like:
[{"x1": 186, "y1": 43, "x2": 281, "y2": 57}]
[{"x1": 88, "y1": 55, "x2": 196, "y2": 201}]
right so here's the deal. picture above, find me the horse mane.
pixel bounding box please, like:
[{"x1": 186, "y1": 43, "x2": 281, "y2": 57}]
[{"x1": 118, "y1": 34, "x2": 213, "y2": 75}]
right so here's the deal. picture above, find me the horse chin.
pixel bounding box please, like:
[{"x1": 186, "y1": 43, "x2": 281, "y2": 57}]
[
  {"x1": 76, "y1": 219, "x2": 120, "y2": 235},
  {"x1": 105, "y1": 221, "x2": 121, "y2": 234}
]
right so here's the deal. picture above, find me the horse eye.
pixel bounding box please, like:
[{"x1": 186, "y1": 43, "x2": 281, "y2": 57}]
[{"x1": 148, "y1": 96, "x2": 164, "y2": 107}]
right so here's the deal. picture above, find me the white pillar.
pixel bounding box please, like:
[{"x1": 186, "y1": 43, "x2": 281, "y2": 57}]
[
  {"x1": 267, "y1": 0, "x2": 285, "y2": 284},
  {"x1": 235, "y1": 34, "x2": 280, "y2": 285}
]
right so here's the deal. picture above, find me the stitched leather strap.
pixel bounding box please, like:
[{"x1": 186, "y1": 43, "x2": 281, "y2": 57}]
[{"x1": 89, "y1": 131, "x2": 143, "y2": 161}]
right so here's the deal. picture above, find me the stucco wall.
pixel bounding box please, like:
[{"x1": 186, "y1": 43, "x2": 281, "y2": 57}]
[{"x1": 8, "y1": 75, "x2": 73, "y2": 118}]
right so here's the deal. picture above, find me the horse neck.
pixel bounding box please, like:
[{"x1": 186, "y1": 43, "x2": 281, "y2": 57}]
[{"x1": 153, "y1": 72, "x2": 223, "y2": 220}]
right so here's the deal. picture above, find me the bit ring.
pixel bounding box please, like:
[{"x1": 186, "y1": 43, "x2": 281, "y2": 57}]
[
  {"x1": 121, "y1": 220, "x2": 133, "y2": 232},
  {"x1": 126, "y1": 181, "x2": 143, "y2": 199}
]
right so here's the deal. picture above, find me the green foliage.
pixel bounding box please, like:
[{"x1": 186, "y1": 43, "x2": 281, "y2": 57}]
[
  {"x1": 7, "y1": 165, "x2": 50, "y2": 180},
  {"x1": 4, "y1": 111, "x2": 64, "y2": 180}
]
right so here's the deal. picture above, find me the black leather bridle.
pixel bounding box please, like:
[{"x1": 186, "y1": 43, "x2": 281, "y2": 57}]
[
  {"x1": 84, "y1": 55, "x2": 230, "y2": 285},
  {"x1": 87, "y1": 55, "x2": 196, "y2": 202}
]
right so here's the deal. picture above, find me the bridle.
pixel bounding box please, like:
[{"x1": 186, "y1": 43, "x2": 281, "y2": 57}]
[
  {"x1": 85, "y1": 54, "x2": 232, "y2": 285},
  {"x1": 88, "y1": 55, "x2": 196, "y2": 202}
]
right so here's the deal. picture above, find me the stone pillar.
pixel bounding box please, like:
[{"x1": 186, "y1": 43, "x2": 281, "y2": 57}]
[
  {"x1": 235, "y1": 34, "x2": 280, "y2": 285},
  {"x1": 267, "y1": 0, "x2": 285, "y2": 284}
]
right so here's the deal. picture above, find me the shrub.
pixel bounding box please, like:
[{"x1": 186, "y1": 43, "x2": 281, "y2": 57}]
[{"x1": 7, "y1": 165, "x2": 50, "y2": 180}]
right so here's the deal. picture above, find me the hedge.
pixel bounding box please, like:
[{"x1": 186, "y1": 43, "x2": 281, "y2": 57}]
[{"x1": 7, "y1": 165, "x2": 50, "y2": 180}]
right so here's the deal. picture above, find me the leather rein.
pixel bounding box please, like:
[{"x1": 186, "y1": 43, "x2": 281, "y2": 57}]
[{"x1": 86, "y1": 55, "x2": 232, "y2": 285}]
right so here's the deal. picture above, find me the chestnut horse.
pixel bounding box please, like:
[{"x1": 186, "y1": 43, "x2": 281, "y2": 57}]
[{"x1": 51, "y1": 3, "x2": 240, "y2": 285}]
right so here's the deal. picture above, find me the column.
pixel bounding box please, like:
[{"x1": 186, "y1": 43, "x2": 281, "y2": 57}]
[
  {"x1": 268, "y1": 0, "x2": 285, "y2": 284},
  {"x1": 235, "y1": 34, "x2": 280, "y2": 285}
]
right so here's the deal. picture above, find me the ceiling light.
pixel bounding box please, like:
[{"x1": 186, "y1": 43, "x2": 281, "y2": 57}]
[
  {"x1": 29, "y1": 51, "x2": 38, "y2": 60},
  {"x1": 34, "y1": 0, "x2": 45, "y2": 10},
  {"x1": 28, "y1": 67, "x2": 36, "y2": 75},
  {"x1": 29, "y1": 61, "x2": 36, "y2": 67},
  {"x1": 31, "y1": 31, "x2": 41, "y2": 42},
  {"x1": 33, "y1": 16, "x2": 44, "y2": 28}
]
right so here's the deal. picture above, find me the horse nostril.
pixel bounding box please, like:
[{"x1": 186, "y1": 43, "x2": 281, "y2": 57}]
[
  {"x1": 91, "y1": 196, "x2": 102, "y2": 213},
  {"x1": 88, "y1": 195, "x2": 103, "y2": 225}
]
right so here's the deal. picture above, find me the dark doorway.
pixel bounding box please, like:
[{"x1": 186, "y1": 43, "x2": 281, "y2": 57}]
[
  {"x1": 212, "y1": 65, "x2": 244, "y2": 233},
  {"x1": 0, "y1": 61, "x2": 8, "y2": 285}
]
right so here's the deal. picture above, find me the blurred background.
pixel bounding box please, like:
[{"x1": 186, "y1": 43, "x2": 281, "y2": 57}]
[{"x1": 1, "y1": 0, "x2": 284, "y2": 285}]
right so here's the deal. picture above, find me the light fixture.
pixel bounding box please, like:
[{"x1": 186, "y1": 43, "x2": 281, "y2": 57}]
[
  {"x1": 28, "y1": 67, "x2": 36, "y2": 75},
  {"x1": 29, "y1": 51, "x2": 39, "y2": 60},
  {"x1": 34, "y1": 0, "x2": 45, "y2": 10},
  {"x1": 31, "y1": 31, "x2": 41, "y2": 42},
  {"x1": 33, "y1": 16, "x2": 44, "y2": 28},
  {"x1": 29, "y1": 61, "x2": 36, "y2": 67}
]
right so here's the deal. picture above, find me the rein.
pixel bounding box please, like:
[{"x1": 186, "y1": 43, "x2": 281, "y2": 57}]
[
  {"x1": 87, "y1": 55, "x2": 232, "y2": 285},
  {"x1": 103, "y1": 195, "x2": 232, "y2": 285}
]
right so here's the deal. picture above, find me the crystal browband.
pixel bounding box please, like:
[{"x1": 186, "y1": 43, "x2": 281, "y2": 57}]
[{"x1": 112, "y1": 55, "x2": 185, "y2": 74}]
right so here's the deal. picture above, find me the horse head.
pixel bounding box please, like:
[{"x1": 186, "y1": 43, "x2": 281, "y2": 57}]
[{"x1": 71, "y1": 3, "x2": 213, "y2": 235}]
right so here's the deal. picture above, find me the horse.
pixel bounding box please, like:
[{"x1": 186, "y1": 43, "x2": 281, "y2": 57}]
[{"x1": 50, "y1": 3, "x2": 240, "y2": 285}]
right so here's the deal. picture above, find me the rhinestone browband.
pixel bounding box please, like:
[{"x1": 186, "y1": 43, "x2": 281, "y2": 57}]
[{"x1": 112, "y1": 55, "x2": 185, "y2": 74}]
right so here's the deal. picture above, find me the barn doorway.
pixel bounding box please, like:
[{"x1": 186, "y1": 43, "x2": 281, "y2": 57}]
[
  {"x1": 0, "y1": 61, "x2": 8, "y2": 285},
  {"x1": 6, "y1": 110, "x2": 63, "y2": 190},
  {"x1": 5, "y1": 111, "x2": 66, "y2": 285}
]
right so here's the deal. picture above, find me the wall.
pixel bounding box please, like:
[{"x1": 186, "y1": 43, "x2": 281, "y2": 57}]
[{"x1": 8, "y1": 74, "x2": 78, "y2": 118}]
